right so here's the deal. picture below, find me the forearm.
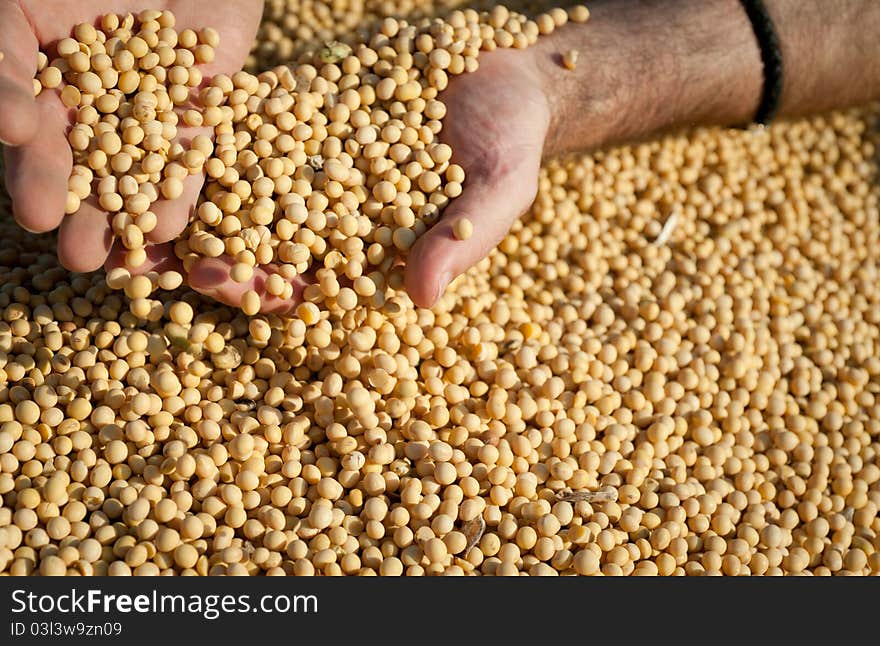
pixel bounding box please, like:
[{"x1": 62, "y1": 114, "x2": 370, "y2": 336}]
[
  {"x1": 535, "y1": 0, "x2": 880, "y2": 157},
  {"x1": 766, "y1": 1, "x2": 880, "y2": 117}
]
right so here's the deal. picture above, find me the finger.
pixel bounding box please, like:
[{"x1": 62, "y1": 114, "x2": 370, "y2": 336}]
[
  {"x1": 173, "y1": 4, "x2": 264, "y2": 79},
  {"x1": 147, "y1": 119, "x2": 211, "y2": 242},
  {"x1": 405, "y1": 174, "x2": 538, "y2": 308},
  {"x1": 106, "y1": 244, "x2": 307, "y2": 317},
  {"x1": 4, "y1": 92, "x2": 71, "y2": 233},
  {"x1": 188, "y1": 257, "x2": 308, "y2": 315},
  {"x1": 0, "y1": 0, "x2": 39, "y2": 145},
  {"x1": 56, "y1": 200, "x2": 112, "y2": 272},
  {"x1": 104, "y1": 240, "x2": 182, "y2": 275},
  {"x1": 147, "y1": 172, "x2": 205, "y2": 243},
  {"x1": 0, "y1": 77, "x2": 39, "y2": 146}
]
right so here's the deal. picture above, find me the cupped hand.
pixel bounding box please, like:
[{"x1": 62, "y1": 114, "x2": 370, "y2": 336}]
[
  {"x1": 404, "y1": 47, "x2": 551, "y2": 308},
  {"x1": 104, "y1": 243, "x2": 311, "y2": 316},
  {"x1": 0, "y1": 0, "x2": 278, "y2": 310}
]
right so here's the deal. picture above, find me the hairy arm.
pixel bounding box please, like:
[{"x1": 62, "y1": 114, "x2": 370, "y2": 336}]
[
  {"x1": 768, "y1": 0, "x2": 880, "y2": 117},
  {"x1": 536, "y1": 0, "x2": 880, "y2": 157}
]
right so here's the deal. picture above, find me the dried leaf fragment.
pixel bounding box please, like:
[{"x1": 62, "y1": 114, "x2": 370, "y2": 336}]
[
  {"x1": 556, "y1": 486, "x2": 618, "y2": 504},
  {"x1": 318, "y1": 41, "x2": 352, "y2": 63},
  {"x1": 463, "y1": 516, "x2": 486, "y2": 554},
  {"x1": 653, "y1": 211, "x2": 680, "y2": 246}
]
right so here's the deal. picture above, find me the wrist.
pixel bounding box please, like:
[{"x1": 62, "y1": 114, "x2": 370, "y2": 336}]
[{"x1": 532, "y1": 15, "x2": 641, "y2": 158}]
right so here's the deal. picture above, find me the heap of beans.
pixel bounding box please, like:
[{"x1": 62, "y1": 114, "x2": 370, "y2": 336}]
[
  {"x1": 248, "y1": 0, "x2": 456, "y2": 70},
  {"x1": 0, "y1": 1, "x2": 878, "y2": 576}
]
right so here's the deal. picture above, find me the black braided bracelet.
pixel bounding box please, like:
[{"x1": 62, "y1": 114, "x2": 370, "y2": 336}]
[{"x1": 739, "y1": 0, "x2": 784, "y2": 125}]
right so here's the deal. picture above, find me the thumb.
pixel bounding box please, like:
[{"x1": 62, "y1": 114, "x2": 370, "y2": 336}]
[
  {"x1": 0, "y1": 1, "x2": 39, "y2": 147},
  {"x1": 404, "y1": 164, "x2": 539, "y2": 308}
]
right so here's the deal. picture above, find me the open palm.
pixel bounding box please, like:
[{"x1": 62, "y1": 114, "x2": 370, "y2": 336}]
[{"x1": 0, "y1": 0, "x2": 264, "y2": 303}]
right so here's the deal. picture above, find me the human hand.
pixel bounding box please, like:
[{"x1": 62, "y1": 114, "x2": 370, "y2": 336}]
[
  {"x1": 402, "y1": 0, "x2": 779, "y2": 310},
  {"x1": 403, "y1": 47, "x2": 551, "y2": 308},
  {"x1": 0, "y1": 0, "x2": 271, "y2": 308}
]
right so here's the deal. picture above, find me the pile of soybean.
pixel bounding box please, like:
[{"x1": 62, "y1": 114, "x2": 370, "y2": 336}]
[{"x1": 0, "y1": 1, "x2": 879, "y2": 576}]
